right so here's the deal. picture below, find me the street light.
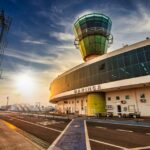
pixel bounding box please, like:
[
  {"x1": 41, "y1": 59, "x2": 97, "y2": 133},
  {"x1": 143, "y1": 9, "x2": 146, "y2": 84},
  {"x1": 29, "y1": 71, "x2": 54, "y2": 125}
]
[{"x1": 6, "y1": 96, "x2": 9, "y2": 110}]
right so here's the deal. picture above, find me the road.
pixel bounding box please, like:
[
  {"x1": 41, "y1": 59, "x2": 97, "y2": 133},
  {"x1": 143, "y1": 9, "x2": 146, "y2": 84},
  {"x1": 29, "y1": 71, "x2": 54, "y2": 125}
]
[
  {"x1": 0, "y1": 113, "x2": 70, "y2": 149},
  {"x1": 87, "y1": 121, "x2": 150, "y2": 150},
  {"x1": 1, "y1": 112, "x2": 150, "y2": 150}
]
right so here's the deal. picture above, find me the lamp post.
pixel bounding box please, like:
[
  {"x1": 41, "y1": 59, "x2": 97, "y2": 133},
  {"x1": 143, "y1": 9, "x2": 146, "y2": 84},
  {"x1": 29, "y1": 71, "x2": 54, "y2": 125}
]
[{"x1": 6, "y1": 96, "x2": 9, "y2": 110}]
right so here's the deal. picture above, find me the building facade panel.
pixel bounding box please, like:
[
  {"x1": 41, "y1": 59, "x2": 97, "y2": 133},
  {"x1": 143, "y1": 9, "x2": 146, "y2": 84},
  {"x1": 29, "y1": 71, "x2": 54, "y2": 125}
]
[
  {"x1": 106, "y1": 87, "x2": 150, "y2": 116},
  {"x1": 56, "y1": 96, "x2": 87, "y2": 115}
]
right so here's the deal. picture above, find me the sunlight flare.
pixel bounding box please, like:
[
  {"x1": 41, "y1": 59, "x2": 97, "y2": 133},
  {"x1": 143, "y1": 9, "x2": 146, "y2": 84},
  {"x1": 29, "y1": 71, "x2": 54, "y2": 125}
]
[{"x1": 15, "y1": 74, "x2": 36, "y2": 95}]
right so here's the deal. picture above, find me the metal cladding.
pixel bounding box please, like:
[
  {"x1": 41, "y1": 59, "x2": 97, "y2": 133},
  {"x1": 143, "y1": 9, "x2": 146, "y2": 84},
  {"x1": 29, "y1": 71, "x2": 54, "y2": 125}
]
[{"x1": 73, "y1": 13, "x2": 113, "y2": 61}]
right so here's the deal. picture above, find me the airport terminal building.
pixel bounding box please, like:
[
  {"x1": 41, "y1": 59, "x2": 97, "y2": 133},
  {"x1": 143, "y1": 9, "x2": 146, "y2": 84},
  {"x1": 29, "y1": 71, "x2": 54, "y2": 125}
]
[{"x1": 49, "y1": 13, "x2": 150, "y2": 117}]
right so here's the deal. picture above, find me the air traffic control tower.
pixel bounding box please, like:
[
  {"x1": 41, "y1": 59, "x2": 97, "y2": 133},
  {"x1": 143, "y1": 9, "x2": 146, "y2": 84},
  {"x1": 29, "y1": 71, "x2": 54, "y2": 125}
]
[
  {"x1": 73, "y1": 13, "x2": 113, "y2": 115},
  {"x1": 73, "y1": 13, "x2": 113, "y2": 61}
]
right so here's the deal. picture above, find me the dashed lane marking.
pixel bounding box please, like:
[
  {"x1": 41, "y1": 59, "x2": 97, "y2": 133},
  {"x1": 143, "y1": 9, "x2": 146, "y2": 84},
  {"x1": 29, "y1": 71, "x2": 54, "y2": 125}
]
[
  {"x1": 116, "y1": 129, "x2": 133, "y2": 133},
  {"x1": 90, "y1": 138, "x2": 128, "y2": 149},
  {"x1": 96, "y1": 126, "x2": 107, "y2": 129}
]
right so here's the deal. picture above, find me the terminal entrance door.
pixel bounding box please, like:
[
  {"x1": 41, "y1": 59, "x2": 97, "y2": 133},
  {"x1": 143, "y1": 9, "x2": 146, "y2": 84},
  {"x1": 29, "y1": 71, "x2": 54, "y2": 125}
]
[{"x1": 117, "y1": 105, "x2": 122, "y2": 113}]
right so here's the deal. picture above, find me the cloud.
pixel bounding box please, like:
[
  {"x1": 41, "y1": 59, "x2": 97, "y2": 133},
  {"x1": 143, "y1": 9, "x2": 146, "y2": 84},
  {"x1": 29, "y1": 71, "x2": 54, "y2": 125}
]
[
  {"x1": 5, "y1": 48, "x2": 54, "y2": 65},
  {"x1": 50, "y1": 32, "x2": 74, "y2": 41},
  {"x1": 113, "y1": 4, "x2": 150, "y2": 34},
  {"x1": 56, "y1": 44, "x2": 75, "y2": 49},
  {"x1": 21, "y1": 39, "x2": 46, "y2": 45}
]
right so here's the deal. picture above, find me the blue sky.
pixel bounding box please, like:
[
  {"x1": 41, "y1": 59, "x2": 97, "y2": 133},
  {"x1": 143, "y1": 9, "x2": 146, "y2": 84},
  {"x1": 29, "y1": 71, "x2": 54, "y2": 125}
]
[{"x1": 0, "y1": 0, "x2": 150, "y2": 106}]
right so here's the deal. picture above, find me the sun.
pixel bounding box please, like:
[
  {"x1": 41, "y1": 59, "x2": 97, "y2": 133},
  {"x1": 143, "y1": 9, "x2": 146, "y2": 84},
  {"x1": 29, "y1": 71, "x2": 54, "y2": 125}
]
[{"x1": 15, "y1": 74, "x2": 36, "y2": 95}]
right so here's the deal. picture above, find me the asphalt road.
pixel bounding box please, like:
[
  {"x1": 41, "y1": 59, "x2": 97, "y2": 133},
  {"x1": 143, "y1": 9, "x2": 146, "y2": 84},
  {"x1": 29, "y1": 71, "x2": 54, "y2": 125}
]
[
  {"x1": 0, "y1": 114, "x2": 64, "y2": 146},
  {"x1": 1, "y1": 112, "x2": 150, "y2": 150},
  {"x1": 87, "y1": 121, "x2": 150, "y2": 150}
]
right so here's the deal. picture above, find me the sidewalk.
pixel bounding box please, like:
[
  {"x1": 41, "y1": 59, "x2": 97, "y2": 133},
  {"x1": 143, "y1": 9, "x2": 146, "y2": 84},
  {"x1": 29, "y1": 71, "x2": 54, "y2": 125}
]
[
  {"x1": 0, "y1": 119, "x2": 40, "y2": 150},
  {"x1": 49, "y1": 118, "x2": 90, "y2": 150},
  {"x1": 87, "y1": 118, "x2": 150, "y2": 127}
]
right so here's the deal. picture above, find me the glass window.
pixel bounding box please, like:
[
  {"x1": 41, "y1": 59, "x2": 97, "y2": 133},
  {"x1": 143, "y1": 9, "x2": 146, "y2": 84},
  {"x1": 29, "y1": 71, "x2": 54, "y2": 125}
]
[
  {"x1": 118, "y1": 55, "x2": 125, "y2": 68},
  {"x1": 112, "y1": 57, "x2": 118, "y2": 69},
  {"x1": 86, "y1": 20, "x2": 95, "y2": 28},
  {"x1": 130, "y1": 52, "x2": 138, "y2": 65},
  {"x1": 145, "y1": 46, "x2": 150, "y2": 61},
  {"x1": 137, "y1": 48, "x2": 146, "y2": 63},
  {"x1": 118, "y1": 67, "x2": 127, "y2": 79},
  {"x1": 124, "y1": 66, "x2": 133, "y2": 78},
  {"x1": 132, "y1": 64, "x2": 141, "y2": 77},
  {"x1": 140, "y1": 93, "x2": 145, "y2": 98},
  {"x1": 112, "y1": 69, "x2": 119, "y2": 81},
  {"x1": 108, "y1": 97, "x2": 111, "y2": 101},
  {"x1": 107, "y1": 59, "x2": 113, "y2": 71},
  {"x1": 124, "y1": 53, "x2": 131, "y2": 66},
  {"x1": 80, "y1": 23, "x2": 87, "y2": 30},
  {"x1": 95, "y1": 21, "x2": 102, "y2": 27},
  {"x1": 123, "y1": 107, "x2": 128, "y2": 112},
  {"x1": 125, "y1": 95, "x2": 130, "y2": 99},
  {"x1": 146, "y1": 61, "x2": 150, "y2": 73},
  {"x1": 99, "y1": 62, "x2": 105, "y2": 72},
  {"x1": 116, "y1": 96, "x2": 120, "y2": 100},
  {"x1": 139, "y1": 62, "x2": 150, "y2": 75}
]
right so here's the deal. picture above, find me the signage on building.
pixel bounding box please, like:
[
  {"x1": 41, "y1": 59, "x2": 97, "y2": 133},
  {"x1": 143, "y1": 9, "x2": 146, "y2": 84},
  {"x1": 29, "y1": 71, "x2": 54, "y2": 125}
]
[{"x1": 74, "y1": 85, "x2": 101, "y2": 94}]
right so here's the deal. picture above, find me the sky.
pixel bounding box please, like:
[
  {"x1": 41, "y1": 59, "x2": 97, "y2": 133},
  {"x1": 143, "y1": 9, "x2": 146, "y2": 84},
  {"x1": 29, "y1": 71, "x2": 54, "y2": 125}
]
[{"x1": 0, "y1": 0, "x2": 150, "y2": 106}]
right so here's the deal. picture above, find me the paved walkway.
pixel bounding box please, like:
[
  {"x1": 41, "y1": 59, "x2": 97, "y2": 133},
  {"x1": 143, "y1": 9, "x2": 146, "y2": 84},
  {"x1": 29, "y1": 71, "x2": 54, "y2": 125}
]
[
  {"x1": 87, "y1": 118, "x2": 150, "y2": 127},
  {"x1": 0, "y1": 119, "x2": 40, "y2": 150},
  {"x1": 49, "y1": 118, "x2": 89, "y2": 150}
]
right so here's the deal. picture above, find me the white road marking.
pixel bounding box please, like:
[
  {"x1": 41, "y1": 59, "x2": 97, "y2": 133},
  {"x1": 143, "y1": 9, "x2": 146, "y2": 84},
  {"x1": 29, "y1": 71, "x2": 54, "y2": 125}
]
[
  {"x1": 146, "y1": 133, "x2": 150, "y2": 135},
  {"x1": 74, "y1": 125, "x2": 80, "y2": 128},
  {"x1": 96, "y1": 126, "x2": 106, "y2": 129},
  {"x1": 6, "y1": 116, "x2": 62, "y2": 133},
  {"x1": 47, "y1": 119, "x2": 74, "y2": 150},
  {"x1": 84, "y1": 120, "x2": 91, "y2": 150},
  {"x1": 116, "y1": 129, "x2": 133, "y2": 133},
  {"x1": 128, "y1": 146, "x2": 150, "y2": 150},
  {"x1": 90, "y1": 138, "x2": 128, "y2": 149}
]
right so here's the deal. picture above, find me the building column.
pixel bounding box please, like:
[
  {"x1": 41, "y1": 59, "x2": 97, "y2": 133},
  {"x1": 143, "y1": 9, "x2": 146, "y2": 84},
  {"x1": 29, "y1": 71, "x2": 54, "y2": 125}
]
[{"x1": 87, "y1": 92, "x2": 106, "y2": 116}]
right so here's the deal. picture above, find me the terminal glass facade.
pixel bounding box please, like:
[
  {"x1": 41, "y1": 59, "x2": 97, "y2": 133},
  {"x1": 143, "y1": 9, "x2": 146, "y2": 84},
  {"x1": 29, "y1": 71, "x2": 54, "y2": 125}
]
[{"x1": 51, "y1": 45, "x2": 150, "y2": 97}]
